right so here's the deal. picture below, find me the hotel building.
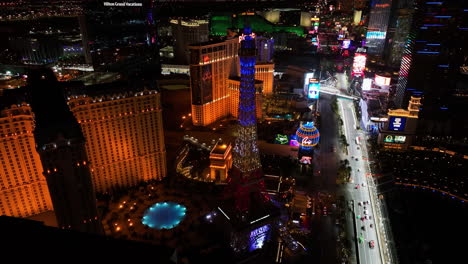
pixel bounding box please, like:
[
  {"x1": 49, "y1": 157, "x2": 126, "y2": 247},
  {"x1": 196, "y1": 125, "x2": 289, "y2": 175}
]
[
  {"x1": 171, "y1": 19, "x2": 209, "y2": 64},
  {"x1": 0, "y1": 103, "x2": 53, "y2": 218},
  {"x1": 189, "y1": 38, "x2": 240, "y2": 126},
  {"x1": 189, "y1": 36, "x2": 275, "y2": 126},
  {"x1": 68, "y1": 82, "x2": 167, "y2": 193}
]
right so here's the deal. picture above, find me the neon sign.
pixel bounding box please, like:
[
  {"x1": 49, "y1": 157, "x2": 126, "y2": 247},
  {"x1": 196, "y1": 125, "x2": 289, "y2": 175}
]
[
  {"x1": 352, "y1": 53, "x2": 367, "y2": 77},
  {"x1": 249, "y1": 224, "x2": 270, "y2": 251},
  {"x1": 239, "y1": 32, "x2": 256, "y2": 43},
  {"x1": 275, "y1": 134, "x2": 289, "y2": 145}
]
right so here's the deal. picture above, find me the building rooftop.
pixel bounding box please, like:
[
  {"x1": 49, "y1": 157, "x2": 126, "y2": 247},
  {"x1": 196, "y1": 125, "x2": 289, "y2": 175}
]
[{"x1": 211, "y1": 143, "x2": 230, "y2": 155}]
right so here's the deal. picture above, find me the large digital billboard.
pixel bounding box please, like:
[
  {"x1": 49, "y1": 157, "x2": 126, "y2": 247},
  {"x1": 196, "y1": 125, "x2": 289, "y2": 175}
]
[
  {"x1": 304, "y1": 72, "x2": 314, "y2": 93},
  {"x1": 190, "y1": 64, "x2": 213, "y2": 105},
  {"x1": 201, "y1": 64, "x2": 213, "y2": 103},
  {"x1": 383, "y1": 135, "x2": 406, "y2": 144},
  {"x1": 308, "y1": 79, "x2": 320, "y2": 99},
  {"x1": 352, "y1": 53, "x2": 367, "y2": 77},
  {"x1": 375, "y1": 75, "x2": 391, "y2": 86},
  {"x1": 362, "y1": 78, "x2": 373, "y2": 91},
  {"x1": 388, "y1": 116, "x2": 406, "y2": 131}
]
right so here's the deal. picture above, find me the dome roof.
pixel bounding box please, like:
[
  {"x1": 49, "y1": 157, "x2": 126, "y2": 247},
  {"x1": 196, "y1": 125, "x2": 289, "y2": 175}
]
[{"x1": 296, "y1": 122, "x2": 320, "y2": 148}]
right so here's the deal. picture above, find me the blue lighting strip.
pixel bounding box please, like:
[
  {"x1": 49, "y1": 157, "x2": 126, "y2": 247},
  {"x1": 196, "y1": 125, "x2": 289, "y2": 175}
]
[
  {"x1": 434, "y1": 16, "x2": 451, "y2": 18},
  {"x1": 423, "y1": 24, "x2": 445, "y2": 27},
  {"x1": 416, "y1": 51, "x2": 440, "y2": 54},
  {"x1": 437, "y1": 65, "x2": 449, "y2": 67},
  {"x1": 415, "y1": 41, "x2": 427, "y2": 43},
  {"x1": 440, "y1": 107, "x2": 448, "y2": 110},
  {"x1": 420, "y1": 27, "x2": 428, "y2": 29},
  {"x1": 426, "y1": 43, "x2": 441, "y2": 46},
  {"x1": 425, "y1": 2, "x2": 443, "y2": 4}
]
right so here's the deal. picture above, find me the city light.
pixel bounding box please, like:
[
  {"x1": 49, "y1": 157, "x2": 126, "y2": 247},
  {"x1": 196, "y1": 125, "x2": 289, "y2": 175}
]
[{"x1": 352, "y1": 53, "x2": 367, "y2": 77}]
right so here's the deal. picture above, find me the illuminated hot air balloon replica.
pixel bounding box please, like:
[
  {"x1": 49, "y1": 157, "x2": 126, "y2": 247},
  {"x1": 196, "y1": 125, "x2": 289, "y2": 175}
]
[{"x1": 296, "y1": 122, "x2": 320, "y2": 163}]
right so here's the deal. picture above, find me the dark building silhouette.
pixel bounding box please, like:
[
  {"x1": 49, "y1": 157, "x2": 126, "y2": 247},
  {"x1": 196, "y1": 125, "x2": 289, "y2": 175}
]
[
  {"x1": 0, "y1": 215, "x2": 173, "y2": 262},
  {"x1": 394, "y1": 0, "x2": 468, "y2": 137},
  {"x1": 2, "y1": 68, "x2": 102, "y2": 233}
]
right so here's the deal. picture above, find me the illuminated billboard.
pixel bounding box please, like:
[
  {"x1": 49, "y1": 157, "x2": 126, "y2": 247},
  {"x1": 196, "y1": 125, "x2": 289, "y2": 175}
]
[
  {"x1": 342, "y1": 39, "x2": 351, "y2": 49},
  {"x1": 388, "y1": 116, "x2": 406, "y2": 131},
  {"x1": 352, "y1": 53, "x2": 367, "y2": 77},
  {"x1": 362, "y1": 78, "x2": 373, "y2": 91},
  {"x1": 304, "y1": 72, "x2": 315, "y2": 92},
  {"x1": 249, "y1": 224, "x2": 270, "y2": 251},
  {"x1": 375, "y1": 75, "x2": 391, "y2": 86},
  {"x1": 308, "y1": 79, "x2": 320, "y2": 99},
  {"x1": 383, "y1": 135, "x2": 406, "y2": 144}
]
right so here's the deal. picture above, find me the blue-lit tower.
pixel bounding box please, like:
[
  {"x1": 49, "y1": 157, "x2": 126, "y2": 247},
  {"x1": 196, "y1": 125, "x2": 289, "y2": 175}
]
[{"x1": 231, "y1": 27, "x2": 264, "y2": 212}]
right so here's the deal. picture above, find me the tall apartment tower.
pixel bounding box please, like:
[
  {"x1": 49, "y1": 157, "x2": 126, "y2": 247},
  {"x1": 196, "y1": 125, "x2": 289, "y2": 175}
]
[
  {"x1": 255, "y1": 37, "x2": 275, "y2": 95},
  {"x1": 255, "y1": 37, "x2": 274, "y2": 63},
  {"x1": 189, "y1": 38, "x2": 240, "y2": 126},
  {"x1": 26, "y1": 68, "x2": 102, "y2": 233},
  {"x1": 394, "y1": 0, "x2": 468, "y2": 138},
  {"x1": 366, "y1": 0, "x2": 393, "y2": 56},
  {"x1": 0, "y1": 103, "x2": 53, "y2": 218},
  {"x1": 386, "y1": 0, "x2": 415, "y2": 67},
  {"x1": 68, "y1": 81, "x2": 167, "y2": 193},
  {"x1": 171, "y1": 19, "x2": 209, "y2": 65}
]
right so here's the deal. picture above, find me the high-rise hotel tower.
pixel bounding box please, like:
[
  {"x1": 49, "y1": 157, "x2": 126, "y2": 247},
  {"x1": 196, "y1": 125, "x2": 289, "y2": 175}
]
[
  {"x1": 189, "y1": 36, "x2": 275, "y2": 127},
  {"x1": 189, "y1": 38, "x2": 240, "y2": 126},
  {"x1": 0, "y1": 103, "x2": 53, "y2": 218},
  {"x1": 68, "y1": 81, "x2": 167, "y2": 193}
]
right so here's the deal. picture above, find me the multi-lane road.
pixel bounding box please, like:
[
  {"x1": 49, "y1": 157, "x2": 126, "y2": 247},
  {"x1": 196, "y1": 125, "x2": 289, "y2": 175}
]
[{"x1": 331, "y1": 72, "x2": 391, "y2": 264}]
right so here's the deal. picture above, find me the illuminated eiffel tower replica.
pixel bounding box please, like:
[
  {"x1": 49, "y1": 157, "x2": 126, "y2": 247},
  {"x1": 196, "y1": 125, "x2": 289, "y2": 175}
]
[{"x1": 219, "y1": 27, "x2": 279, "y2": 255}]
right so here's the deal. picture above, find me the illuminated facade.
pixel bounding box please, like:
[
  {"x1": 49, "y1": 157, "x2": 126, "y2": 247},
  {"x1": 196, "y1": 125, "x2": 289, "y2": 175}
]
[
  {"x1": 255, "y1": 63, "x2": 274, "y2": 95},
  {"x1": 379, "y1": 96, "x2": 421, "y2": 150},
  {"x1": 209, "y1": 142, "x2": 233, "y2": 183},
  {"x1": 366, "y1": 0, "x2": 393, "y2": 56},
  {"x1": 189, "y1": 38, "x2": 240, "y2": 126},
  {"x1": 227, "y1": 77, "x2": 263, "y2": 120},
  {"x1": 0, "y1": 103, "x2": 53, "y2": 218},
  {"x1": 68, "y1": 86, "x2": 167, "y2": 193}
]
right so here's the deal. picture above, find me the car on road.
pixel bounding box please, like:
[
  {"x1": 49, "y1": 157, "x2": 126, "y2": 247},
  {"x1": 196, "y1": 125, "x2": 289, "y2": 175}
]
[
  {"x1": 362, "y1": 183, "x2": 366, "y2": 187},
  {"x1": 355, "y1": 184, "x2": 360, "y2": 189},
  {"x1": 369, "y1": 240, "x2": 375, "y2": 249},
  {"x1": 358, "y1": 202, "x2": 362, "y2": 206},
  {"x1": 364, "y1": 210, "x2": 368, "y2": 215},
  {"x1": 370, "y1": 224, "x2": 374, "y2": 228},
  {"x1": 361, "y1": 226, "x2": 365, "y2": 231},
  {"x1": 355, "y1": 158, "x2": 359, "y2": 161}
]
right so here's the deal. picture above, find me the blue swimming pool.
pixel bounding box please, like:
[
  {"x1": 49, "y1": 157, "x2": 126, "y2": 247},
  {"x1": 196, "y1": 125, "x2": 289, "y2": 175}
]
[{"x1": 142, "y1": 202, "x2": 186, "y2": 230}]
